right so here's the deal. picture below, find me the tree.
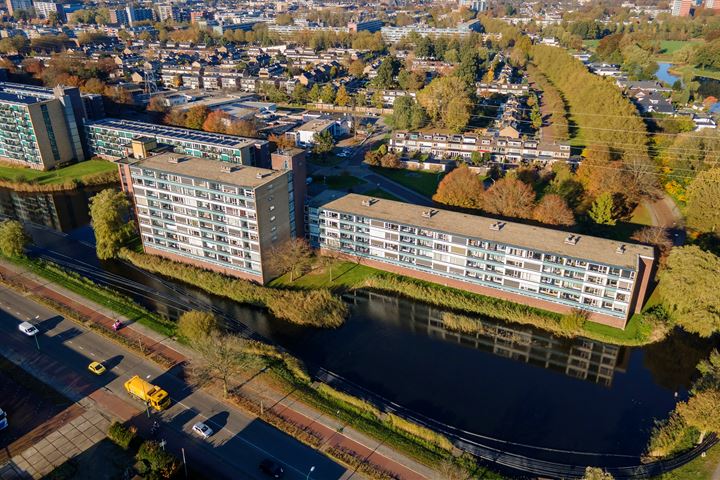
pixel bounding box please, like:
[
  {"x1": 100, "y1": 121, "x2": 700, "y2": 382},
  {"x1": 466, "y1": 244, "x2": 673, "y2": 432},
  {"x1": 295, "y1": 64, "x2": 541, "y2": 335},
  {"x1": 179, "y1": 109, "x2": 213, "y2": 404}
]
[
  {"x1": 226, "y1": 120, "x2": 258, "y2": 137},
  {"x1": 320, "y1": 84, "x2": 336, "y2": 104},
  {"x1": 686, "y1": 168, "x2": 720, "y2": 236},
  {"x1": 380, "y1": 153, "x2": 401, "y2": 169},
  {"x1": 178, "y1": 310, "x2": 218, "y2": 344},
  {"x1": 676, "y1": 390, "x2": 720, "y2": 443},
  {"x1": 388, "y1": 96, "x2": 427, "y2": 131},
  {"x1": 582, "y1": 467, "x2": 614, "y2": 480},
  {"x1": 147, "y1": 95, "x2": 168, "y2": 113},
  {"x1": 335, "y1": 85, "x2": 350, "y2": 107},
  {"x1": 268, "y1": 133, "x2": 296, "y2": 150},
  {"x1": 184, "y1": 105, "x2": 209, "y2": 130},
  {"x1": 483, "y1": 177, "x2": 536, "y2": 219},
  {"x1": 588, "y1": 192, "x2": 618, "y2": 226},
  {"x1": 372, "y1": 56, "x2": 398, "y2": 89},
  {"x1": 0, "y1": 220, "x2": 29, "y2": 258},
  {"x1": 631, "y1": 227, "x2": 673, "y2": 264},
  {"x1": 348, "y1": 59, "x2": 366, "y2": 78},
  {"x1": 417, "y1": 77, "x2": 471, "y2": 132},
  {"x1": 532, "y1": 194, "x2": 575, "y2": 226},
  {"x1": 371, "y1": 90, "x2": 385, "y2": 109},
  {"x1": 89, "y1": 189, "x2": 134, "y2": 260},
  {"x1": 397, "y1": 69, "x2": 425, "y2": 91},
  {"x1": 313, "y1": 130, "x2": 335, "y2": 157},
  {"x1": 659, "y1": 246, "x2": 720, "y2": 337},
  {"x1": 136, "y1": 440, "x2": 180, "y2": 478},
  {"x1": 267, "y1": 238, "x2": 313, "y2": 281},
  {"x1": 202, "y1": 110, "x2": 231, "y2": 133},
  {"x1": 308, "y1": 84, "x2": 321, "y2": 103},
  {"x1": 291, "y1": 83, "x2": 308, "y2": 104},
  {"x1": 432, "y1": 165, "x2": 484, "y2": 209}
]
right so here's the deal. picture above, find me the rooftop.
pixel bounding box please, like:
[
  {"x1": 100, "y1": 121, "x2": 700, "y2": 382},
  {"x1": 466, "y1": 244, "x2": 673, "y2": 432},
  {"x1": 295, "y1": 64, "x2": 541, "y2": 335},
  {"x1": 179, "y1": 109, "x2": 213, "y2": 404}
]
[
  {"x1": 319, "y1": 193, "x2": 654, "y2": 269},
  {"x1": 132, "y1": 152, "x2": 286, "y2": 188},
  {"x1": 298, "y1": 119, "x2": 335, "y2": 133},
  {"x1": 87, "y1": 118, "x2": 267, "y2": 148}
]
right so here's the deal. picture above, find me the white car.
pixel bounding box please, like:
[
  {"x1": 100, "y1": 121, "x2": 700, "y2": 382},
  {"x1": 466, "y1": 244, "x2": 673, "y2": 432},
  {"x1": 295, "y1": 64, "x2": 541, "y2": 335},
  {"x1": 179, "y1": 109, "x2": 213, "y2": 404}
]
[
  {"x1": 192, "y1": 421, "x2": 213, "y2": 439},
  {"x1": 18, "y1": 322, "x2": 39, "y2": 336}
]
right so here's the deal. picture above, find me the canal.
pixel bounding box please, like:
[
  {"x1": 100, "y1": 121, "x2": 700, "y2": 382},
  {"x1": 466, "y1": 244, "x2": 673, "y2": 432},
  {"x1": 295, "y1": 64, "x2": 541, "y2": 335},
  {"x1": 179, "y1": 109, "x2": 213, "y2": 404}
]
[{"x1": 8, "y1": 188, "x2": 720, "y2": 465}]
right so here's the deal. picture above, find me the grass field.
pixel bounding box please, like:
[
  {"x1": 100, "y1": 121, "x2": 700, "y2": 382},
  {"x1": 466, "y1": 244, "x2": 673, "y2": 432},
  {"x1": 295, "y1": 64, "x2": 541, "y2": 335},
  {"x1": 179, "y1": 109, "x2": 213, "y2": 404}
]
[
  {"x1": 271, "y1": 261, "x2": 378, "y2": 289},
  {"x1": 630, "y1": 203, "x2": 654, "y2": 226},
  {"x1": 653, "y1": 443, "x2": 720, "y2": 480},
  {"x1": 0, "y1": 159, "x2": 117, "y2": 185},
  {"x1": 370, "y1": 167, "x2": 444, "y2": 197},
  {"x1": 312, "y1": 174, "x2": 366, "y2": 190}
]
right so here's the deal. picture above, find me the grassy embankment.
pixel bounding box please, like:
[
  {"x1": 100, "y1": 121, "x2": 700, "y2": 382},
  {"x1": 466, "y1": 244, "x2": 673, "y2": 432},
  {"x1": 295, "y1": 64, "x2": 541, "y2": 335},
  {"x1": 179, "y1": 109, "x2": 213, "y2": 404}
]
[
  {"x1": 271, "y1": 260, "x2": 662, "y2": 346},
  {"x1": 119, "y1": 249, "x2": 347, "y2": 328},
  {"x1": 0, "y1": 159, "x2": 118, "y2": 192}
]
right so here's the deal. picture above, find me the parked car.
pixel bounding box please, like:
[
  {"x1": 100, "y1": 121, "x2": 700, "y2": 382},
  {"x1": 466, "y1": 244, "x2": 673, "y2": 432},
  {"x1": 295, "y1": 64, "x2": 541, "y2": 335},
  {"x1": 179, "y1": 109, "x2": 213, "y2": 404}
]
[
  {"x1": 259, "y1": 459, "x2": 284, "y2": 478},
  {"x1": 18, "y1": 322, "x2": 39, "y2": 336},
  {"x1": 0, "y1": 408, "x2": 7, "y2": 430},
  {"x1": 88, "y1": 362, "x2": 106, "y2": 375},
  {"x1": 191, "y1": 421, "x2": 213, "y2": 439}
]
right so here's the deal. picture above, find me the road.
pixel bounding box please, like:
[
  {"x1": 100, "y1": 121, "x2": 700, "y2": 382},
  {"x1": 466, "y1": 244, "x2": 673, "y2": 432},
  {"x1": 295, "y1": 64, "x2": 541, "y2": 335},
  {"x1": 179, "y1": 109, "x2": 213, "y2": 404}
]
[{"x1": 0, "y1": 286, "x2": 346, "y2": 480}]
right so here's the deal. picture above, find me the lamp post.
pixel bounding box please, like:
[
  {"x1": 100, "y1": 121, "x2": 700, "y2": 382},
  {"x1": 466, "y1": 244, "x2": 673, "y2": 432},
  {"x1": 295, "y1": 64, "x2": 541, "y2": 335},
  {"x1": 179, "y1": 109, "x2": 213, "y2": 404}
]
[{"x1": 306, "y1": 466, "x2": 315, "y2": 480}]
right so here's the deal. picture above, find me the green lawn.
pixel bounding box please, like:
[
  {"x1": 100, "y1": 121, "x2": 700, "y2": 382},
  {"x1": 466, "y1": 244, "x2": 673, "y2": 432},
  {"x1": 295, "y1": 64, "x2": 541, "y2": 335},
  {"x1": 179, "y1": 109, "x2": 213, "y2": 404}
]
[
  {"x1": 658, "y1": 40, "x2": 702, "y2": 56},
  {"x1": 630, "y1": 203, "x2": 654, "y2": 226},
  {"x1": 363, "y1": 188, "x2": 402, "y2": 201},
  {"x1": 370, "y1": 167, "x2": 444, "y2": 198},
  {"x1": 271, "y1": 261, "x2": 378, "y2": 289},
  {"x1": 312, "y1": 174, "x2": 366, "y2": 190},
  {"x1": 0, "y1": 159, "x2": 117, "y2": 185},
  {"x1": 583, "y1": 39, "x2": 600, "y2": 50},
  {"x1": 654, "y1": 443, "x2": 720, "y2": 480}
]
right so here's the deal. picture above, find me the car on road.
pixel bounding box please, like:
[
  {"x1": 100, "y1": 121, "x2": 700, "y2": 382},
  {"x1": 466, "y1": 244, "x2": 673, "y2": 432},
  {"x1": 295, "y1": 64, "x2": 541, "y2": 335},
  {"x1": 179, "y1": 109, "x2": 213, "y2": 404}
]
[
  {"x1": 259, "y1": 459, "x2": 284, "y2": 478},
  {"x1": 191, "y1": 421, "x2": 213, "y2": 439},
  {"x1": 0, "y1": 408, "x2": 7, "y2": 430},
  {"x1": 18, "y1": 322, "x2": 39, "y2": 336},
  {"x1": 88, "y1": 361, "x2": 106, "y2": 375}
]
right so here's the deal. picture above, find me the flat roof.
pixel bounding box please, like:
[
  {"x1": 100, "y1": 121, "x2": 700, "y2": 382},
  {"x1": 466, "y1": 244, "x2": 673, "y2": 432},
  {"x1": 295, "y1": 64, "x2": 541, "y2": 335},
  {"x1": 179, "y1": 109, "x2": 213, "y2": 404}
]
[
  {"x1": 299, "y1": 119, "x2": 334, "y2": 133},
  {"x1": 87, "y1": 118, "x2": 267, "y2": 149},
  {"x1": 133, "y1": 152, "x2": 286, "y2": 188},
  {"x1": 319, "y1": 194, "x2": 654, "y2": 269}
]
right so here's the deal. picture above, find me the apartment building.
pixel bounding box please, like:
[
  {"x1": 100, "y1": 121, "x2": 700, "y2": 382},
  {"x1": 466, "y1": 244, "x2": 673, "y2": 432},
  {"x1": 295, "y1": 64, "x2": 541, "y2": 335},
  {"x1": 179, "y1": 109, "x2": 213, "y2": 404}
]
[
  {"x1": 34, "y1": 1, "x2": 66, "y2": 21},
  {"x1": 6, "y1": 0, "x2": 32, "y2": 15},
  {"x1": 0, "y1": 83, "x2": 89, "y2": 170},
  {"x1": 119, "y1": 152, "x2": 294, "y2": 283},
  {"x1": 389, "y1": 131, "x2": 571, "y2": 164},
  {"x1": 85, "y1": 118, "x2": 270, "y2": 166},
  {"x1": 309, "y1": 194, "x2": 655, "y2": 328},
  {"x1": 380, "y1": 20, "x2": 484, "y2": 42}
]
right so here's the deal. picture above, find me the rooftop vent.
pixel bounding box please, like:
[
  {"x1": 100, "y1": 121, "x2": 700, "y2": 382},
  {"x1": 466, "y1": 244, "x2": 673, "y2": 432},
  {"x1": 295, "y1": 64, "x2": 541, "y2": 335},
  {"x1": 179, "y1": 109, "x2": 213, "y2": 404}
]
[
  {"x1": 564, "y1": 235, "x2": 580, "y2": 245},
  {"x1": 489, "y1": 221, "x2": 505, "y2": 231},
  {"x1": 221, "y1": 164, "x2": 237, "y2": 173},
  {"x1": 167, "y1": 155, "x2": 184, "y2": 164},
  {"x1": 421, "y1": 209, "x2": 437, "y2": 218},
  {"x1": 616, "y1": 244, "x2": 626, "y2": 254},
  {"x1": 361, "y1": 198, "x2": 377, "y2": 207},
  {"x1": 256, "y1": 172, "x2": 265, "y2": 179}
]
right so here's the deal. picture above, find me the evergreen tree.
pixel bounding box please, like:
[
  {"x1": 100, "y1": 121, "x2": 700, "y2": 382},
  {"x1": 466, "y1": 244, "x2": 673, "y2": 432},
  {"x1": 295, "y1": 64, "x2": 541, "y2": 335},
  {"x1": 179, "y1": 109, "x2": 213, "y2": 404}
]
[{"x1": 588, "y1": 192, "x2": 617, "y2": 226}]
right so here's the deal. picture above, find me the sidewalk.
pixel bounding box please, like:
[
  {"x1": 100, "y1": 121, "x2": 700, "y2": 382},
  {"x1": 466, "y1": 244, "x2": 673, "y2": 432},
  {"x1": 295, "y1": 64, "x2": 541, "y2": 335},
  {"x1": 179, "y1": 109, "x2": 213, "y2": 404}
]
[{"x1": 0, "y1": 257, "x2": 439, "y2": 480}]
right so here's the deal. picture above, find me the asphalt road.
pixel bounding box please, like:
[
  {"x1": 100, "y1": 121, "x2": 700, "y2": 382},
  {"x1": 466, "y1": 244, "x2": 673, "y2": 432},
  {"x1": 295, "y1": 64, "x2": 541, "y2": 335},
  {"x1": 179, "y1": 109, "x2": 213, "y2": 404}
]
[{"x1": 0, "y1": 286, "x2": 346, "y2": 480}]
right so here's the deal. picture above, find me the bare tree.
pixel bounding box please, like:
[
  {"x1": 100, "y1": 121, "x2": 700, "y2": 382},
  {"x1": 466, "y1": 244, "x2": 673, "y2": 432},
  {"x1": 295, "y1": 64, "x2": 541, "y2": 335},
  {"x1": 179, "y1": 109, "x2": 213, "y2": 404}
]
[
  {"x1": 631, "y1": 226, "x2": 673, "y2": 263},
  {"x1": 267, "y1": 238, "x2": 313, "y2": 281}
]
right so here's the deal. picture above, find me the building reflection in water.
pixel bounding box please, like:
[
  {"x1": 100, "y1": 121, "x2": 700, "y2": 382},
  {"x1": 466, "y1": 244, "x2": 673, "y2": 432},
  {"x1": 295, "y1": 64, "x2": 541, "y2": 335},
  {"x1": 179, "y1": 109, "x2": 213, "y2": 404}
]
[
  {"x1": 351, "y1": 290, "x2": 630, "y2": 386},
  {"x1": 0, "y1": 187, "x2": 100, "y2": 233}
]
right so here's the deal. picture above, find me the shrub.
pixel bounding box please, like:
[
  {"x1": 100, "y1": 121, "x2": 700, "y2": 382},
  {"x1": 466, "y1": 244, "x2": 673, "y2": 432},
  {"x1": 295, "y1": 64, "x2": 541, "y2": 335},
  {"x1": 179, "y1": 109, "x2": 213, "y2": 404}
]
[
  {"x1": 241, "y1": 339, "x2": 311, "y2": 383},
  {"x1": 136, "y1": 440, "x2": 180, "y2": 479},
  {"x1": 384, "y1": 413, "x2": 454, "y2": 452},
  {"x1": 107, "y1": 421, "x2": 136, "y2": 450},
  {"x1": 441, "y1": 312, "x2": 488, "y2": 334},
  {"x1": 647, "y1": 412, "x2": 699, "y2": 457},
  {"x1": 559, "y1": 309, "x2": 588, "y2": 334},
  {"x1": 316, "y1": 383, "x2": 382, "y2": 418}
]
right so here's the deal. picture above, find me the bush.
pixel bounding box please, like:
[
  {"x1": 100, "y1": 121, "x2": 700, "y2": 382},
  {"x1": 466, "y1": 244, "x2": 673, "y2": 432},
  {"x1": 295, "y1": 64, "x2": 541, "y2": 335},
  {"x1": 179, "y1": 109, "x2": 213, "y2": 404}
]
[
  {"x1": 107, "y1": 421, "x2": 136, "y2": 450},
  {"x1": 136, "y1": 440, "x2": 180, "y2": 479},
  {"x1": 647, "y1": 412, "x2": 699, "y2": 457},
  {"x1": 384, "y1": 413, "x2": 454, "y2": 452},
  {"x1": 316, "y1": 383, "x2": 382, "y2": 418},
  {"x1": 559, "y1": 309, "x2": 588, "y2": 334},
  {"x1": 121, "y1": 250, "x2": 347, "y2": 328}
]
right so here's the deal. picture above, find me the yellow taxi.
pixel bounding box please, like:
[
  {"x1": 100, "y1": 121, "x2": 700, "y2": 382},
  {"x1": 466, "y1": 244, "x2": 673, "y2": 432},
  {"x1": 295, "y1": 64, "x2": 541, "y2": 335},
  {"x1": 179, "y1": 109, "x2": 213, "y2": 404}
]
[{"x1": 88, "y1": 361, "x2": 106, "y2": 375}]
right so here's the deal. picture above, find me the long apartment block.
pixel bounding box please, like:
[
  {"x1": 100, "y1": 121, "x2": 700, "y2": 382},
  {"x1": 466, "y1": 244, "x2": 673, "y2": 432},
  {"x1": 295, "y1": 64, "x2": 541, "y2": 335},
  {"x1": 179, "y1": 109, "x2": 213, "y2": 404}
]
[
  {"x1": 0, "y1": 83, "x2": 88, "y2": 170},
  {"x1": 86, "y1": 118, "x2": 270, "y2": 167},
  {"x1": 389, "y1": 131, "x2": 570, "y2": 164},
  {"x1": 309, "y1": 194, "x2": 655, "y2": 328},
  {"x1": 119, "y1": 152, "x2": 294, "y2": 284}
]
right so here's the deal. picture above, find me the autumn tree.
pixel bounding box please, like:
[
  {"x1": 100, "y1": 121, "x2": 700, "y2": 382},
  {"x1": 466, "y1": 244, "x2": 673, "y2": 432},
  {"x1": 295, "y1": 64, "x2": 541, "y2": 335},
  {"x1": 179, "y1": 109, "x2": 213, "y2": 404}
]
[
  {"x1": 631, "y1": 227, "x2": 673, "y2": 264},
  {"x1": 582, "y1": 467, "x2": 614, "y2": 480},
  {"x1": 676, "y1": 390, "x2": 720, "y2": 443},
  {"x1": 685, "y1": 168, "x2": 720, "y2": 236},
  {"x1": 202, "y1": 110, "x2": 231, "y2": 133},
  {"x1": 588, "y1": 192, "x2": 618, "y2": 226},
  {"x1": 184, "y1": 105, "x2": 210, "y2": 130},
  {"x1": 482, "y1": 177, "x2": 536, "y2": 219},
  {"x1": 0, "y1": 220, "x2": 29, "y2": 258},
  {"x1": 147, "y1": 95, "x2": 168, "y2": 113},
  {"x1": 163, "y1": 109, "x2": 186, "y2": 127},
  {"x1": 266, "y1": 238, "x2": 313, "y2": 281},
  {"x1": 269, "y1": 133, "x2": 296, "y2": 150},
  {"x1": 226, "y1": 120, "x2": 258, "y2": 137},
  {"x1": 659, "y1": 246, "x2": 720, "y2": 337},
  {"x1": 335, "y1": 85, "x2": 350, "y2": 107},
  {"x1": 532, "y1": 194, "x2": 575, "y2": 226},
  {"x1": 417, "y1": 76, "x2": 471, "y2": 132},
  {"x1": 89, "y1": 189, "x2": 134, "y2": 260},
  {"x1": 577, "y1": 146, "x2": 626, "y2": 197},
  {"x1": 432, "y1": 164, "x2": 484, "y2": 209},
  {"x1": 320, "y1": 84, "x2": 336, "y2": 104},
  {"x1": 348, "y1": 59, "x2": 366, "y2": 77}
]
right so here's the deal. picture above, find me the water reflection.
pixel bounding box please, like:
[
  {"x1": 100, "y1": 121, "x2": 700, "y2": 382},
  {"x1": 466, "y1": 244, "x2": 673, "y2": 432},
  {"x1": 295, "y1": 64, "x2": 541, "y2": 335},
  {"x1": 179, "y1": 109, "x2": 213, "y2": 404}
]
[
  {"x1": 352, "y1": 291, "x2": 629, "y2": 387},
  {"x1": 0, "y1": 187, "x2": 102, "y2": 233}
]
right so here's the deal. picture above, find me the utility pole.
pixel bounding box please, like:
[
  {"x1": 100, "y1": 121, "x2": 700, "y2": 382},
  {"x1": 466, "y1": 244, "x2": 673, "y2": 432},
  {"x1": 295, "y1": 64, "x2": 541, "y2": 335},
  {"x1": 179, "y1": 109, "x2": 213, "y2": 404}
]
[{"x1": 182, "y1": 448, "x2": 188, "y2": 478}]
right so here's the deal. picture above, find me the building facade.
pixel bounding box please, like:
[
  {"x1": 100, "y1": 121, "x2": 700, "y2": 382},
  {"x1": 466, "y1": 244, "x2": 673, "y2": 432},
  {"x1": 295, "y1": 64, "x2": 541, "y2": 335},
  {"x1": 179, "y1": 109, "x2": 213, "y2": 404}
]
[
  {"x1": 34, "y1": 1, "x2": 66, "y2": 21},
  {"x1": 119, "y1": 152, "x2": 294, "y2": 283},
  {"x1": 85, "y1": 118, "x2": 270, "y2": 167},
  {"x1": 0, "y1": 83, "x2": 89, "y2": 169},
  {"x1": 309, "y1": 194, "x2": 655, "y2": 328},
  {"x1": 6, "y1": 0, "x2": 32, "y2": 15}
]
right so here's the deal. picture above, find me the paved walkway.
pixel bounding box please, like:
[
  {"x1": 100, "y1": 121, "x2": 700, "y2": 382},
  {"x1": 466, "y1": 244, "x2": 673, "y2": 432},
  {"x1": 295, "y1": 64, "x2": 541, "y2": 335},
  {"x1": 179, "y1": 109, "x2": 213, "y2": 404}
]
[
  {"x1": 0, "y1": 258, "x2": 437, "y2": 480},
  {"x1": 0, "y1": 407, "x2": 111, "y2": 479}
]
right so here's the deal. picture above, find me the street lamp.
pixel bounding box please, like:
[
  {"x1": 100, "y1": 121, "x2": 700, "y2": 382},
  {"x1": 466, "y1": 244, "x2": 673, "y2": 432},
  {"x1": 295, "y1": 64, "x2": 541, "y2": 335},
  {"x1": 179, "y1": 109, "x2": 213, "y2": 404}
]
[{"x1": 306, "y1": 466, "x2": 315, "y2": 480}]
